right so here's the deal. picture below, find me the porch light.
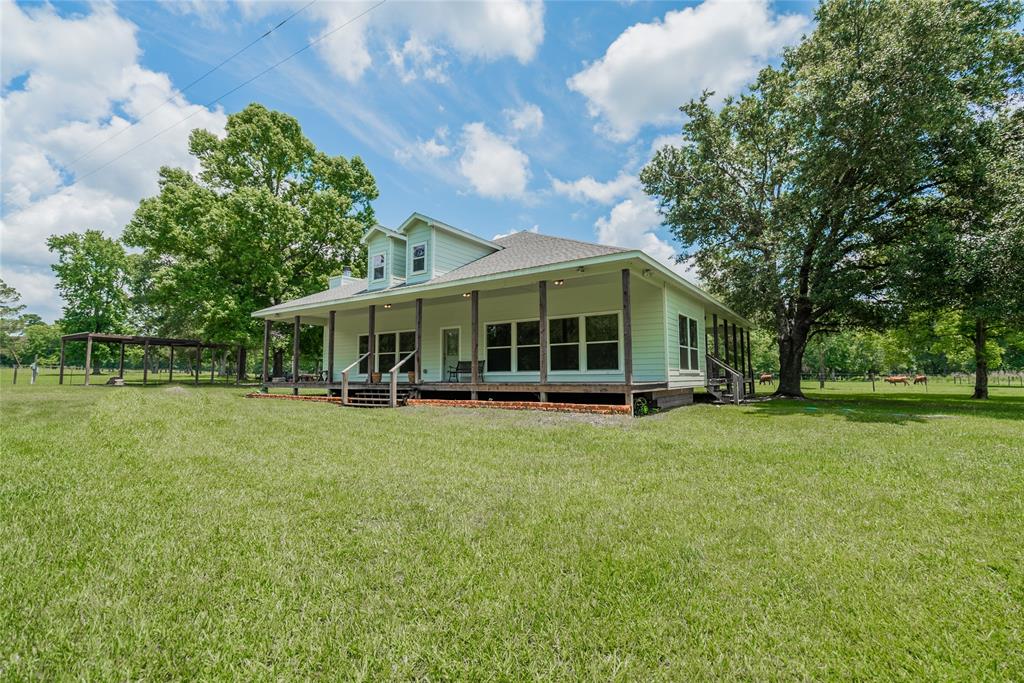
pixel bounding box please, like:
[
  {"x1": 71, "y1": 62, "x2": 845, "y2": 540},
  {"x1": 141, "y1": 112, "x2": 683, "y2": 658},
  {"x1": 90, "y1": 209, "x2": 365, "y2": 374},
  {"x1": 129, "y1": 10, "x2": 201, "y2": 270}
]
[
  {"x1": 383, "y1": 304, "x2": 392, "y2": 309},
  {"x1": 553, "y1": 279, "x2": 565, "y2": 286},
  {"x1": 463, "y1": 292, "x2": 471, "y2": 297}
]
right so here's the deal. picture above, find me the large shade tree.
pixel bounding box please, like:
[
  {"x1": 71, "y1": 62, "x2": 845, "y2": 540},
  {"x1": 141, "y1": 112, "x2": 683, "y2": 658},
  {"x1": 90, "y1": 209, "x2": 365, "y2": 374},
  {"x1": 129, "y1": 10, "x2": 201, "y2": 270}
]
[
  {"x1": 641, "y1": 0, "x2": 1024, "y2": 397},
  {"x1": 123, "y1": 103, "x2": 378, "y2": 376}
]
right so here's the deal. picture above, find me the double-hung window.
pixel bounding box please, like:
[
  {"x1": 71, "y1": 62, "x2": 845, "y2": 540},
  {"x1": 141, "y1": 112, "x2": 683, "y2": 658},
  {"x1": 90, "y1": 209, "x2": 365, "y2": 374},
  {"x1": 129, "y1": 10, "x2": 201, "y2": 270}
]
[
  {"x1": 411, "y1": 243, "x2": 426, "y2": 273},
  {"x1": 549, "y1": 317, "x2": 580, "y2": 371},
  {"x1": 516, "y1": 321, "x2": 540, "y2": 371},
  {"x1": 371, "y1": 253, "x2": 385, "y2": 281},
  {"x1": 679, "y1": 316, "x2": 700, "y2": 370},
  {"x1": 358, "y1": 335, "x2": 369, "y2": 374},
  {"x1": 486, "y1": 323, "x2": 512, "y2": 372},
  {"x1": 585, "y1": 314, "x2": 619, "y2": 370}
]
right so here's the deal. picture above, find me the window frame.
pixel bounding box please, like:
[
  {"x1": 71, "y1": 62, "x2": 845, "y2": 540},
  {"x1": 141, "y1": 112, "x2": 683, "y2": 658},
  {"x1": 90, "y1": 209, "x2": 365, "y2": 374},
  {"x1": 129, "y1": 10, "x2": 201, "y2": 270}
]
[
  {"x1": 678, "y1": 315, "x2": 701, "y2": 372},
  {"x1": 482, "y1": 317, "x2": 542, "y2": 374},
  {"x1": 371, "y1": 253, "x2": 386, "y2": 281},
  {"x1": 584, "y1": 313, "x2": 620, "y2": 371},
  {"x1": 411, "y1": 242, "x2": 427, "y2": 274},
  {"x1": 548, "y1": 311, "x2": 621, "y2": 374}
]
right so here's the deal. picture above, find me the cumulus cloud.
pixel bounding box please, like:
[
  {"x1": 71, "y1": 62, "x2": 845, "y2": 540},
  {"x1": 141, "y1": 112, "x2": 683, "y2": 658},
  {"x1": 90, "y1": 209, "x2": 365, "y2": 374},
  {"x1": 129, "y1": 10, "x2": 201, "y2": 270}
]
[
  {"x1": 551, "y1": 171, "x2": 638, "y2": 205},
  {"x1": 504, "y1": 103, "x2": 544, "y2": 133},
  {"x1": 458, "y1": 122, "x2": 531, "y2": 199},
  {"x1": 395, "y1": 126, "x2": 452, "y2": 163},
  {"x1": 0, "y1": 1, "x2": 226, "y2": 320},
  {"x1": 567, "y1": 0, "x2": 808, "y2": 140},
  {"x1": 312, "y1": 0, "x2": 544, "y2": 83}
]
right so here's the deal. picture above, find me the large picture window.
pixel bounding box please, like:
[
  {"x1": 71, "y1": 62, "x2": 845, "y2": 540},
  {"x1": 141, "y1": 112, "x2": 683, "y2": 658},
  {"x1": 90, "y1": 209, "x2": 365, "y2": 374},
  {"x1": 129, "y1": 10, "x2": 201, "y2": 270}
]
[
  {"x1": 411, "y1": 243, "x2": 426, "y2": 273},
  {"x1": 679, "y1": 315, "x2": 699, "y2": 370},
  {"x1": 585, "y1": 314, "x2": 619, "y2": 370},
  {"x1": 549, "y1": 317, "x2": 580, "y2": 371},
  {"x1": 374, "y1": 331, "x2": 415, "y2": 373},
  {"x1": 486, "y1": 323, "x2": 512, "y2": 372},
  {"x1": 371, "y1": 253, "x2": 385, "y2": 280},
  {"x1": 516, "y1": 321, "x2": 540, "y2": 371}
]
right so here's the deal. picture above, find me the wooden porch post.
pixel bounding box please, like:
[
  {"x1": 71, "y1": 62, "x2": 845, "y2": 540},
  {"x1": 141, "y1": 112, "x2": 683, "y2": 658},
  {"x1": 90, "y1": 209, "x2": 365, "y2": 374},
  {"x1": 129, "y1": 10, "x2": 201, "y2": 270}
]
[
  {"x1": 58, "y1": 339, "x2": 66, "y2": 384},
  {"x1": 83, "y1": 335, "x2": 93, "y2": 386},
  {"x1": 731, "y1": 322, "x2": 738, "y2": 368},
  {"x1": 262, "y1": 319, "x2": 271, "y2": 383},
  {"x1": 143, "y1": 340, "x2": 150, "y2": 385},
  {"x1": 723, "y1": 320, "x2": 730, "y2": 365},
  {"x1": 712, "y1": 313, "x2": 719, "y2": 358},
  {"x1": 414, "y1": 298, "x2": 423, "y2": 383},
  {"x1": 327, "y1": 310, "x2": 336, "y2": 383},
  {"x1": 292, "y1": 316, "x2": 300, "y2": 395},
  {"x1": 169, "y1": 346, "x2": 175, "y2": 382},
  {"x1": 194, "y1": 344, "x2": 201, "y2": 386},
  {"x1": 739, "y1": 326, "x2": 747, "y2": 393},
  {"x1": 622, "y1": 269, "x2": 633, "y2": 393},
  {"x1": 746, "y1": 329, "x2": 755, "y2": 397},
  {"x1": 470, "y1": 290, "x2": 479, "y2": 400},
  {"x1": 538, "y1": 281, "x2": 548, "y2": 402},
  {"x1": 367, "y1": 305, "x2": 376, "y2": 384},
  {"x1": 118, "y1": 343, "x2": 125, "y2": 378}
]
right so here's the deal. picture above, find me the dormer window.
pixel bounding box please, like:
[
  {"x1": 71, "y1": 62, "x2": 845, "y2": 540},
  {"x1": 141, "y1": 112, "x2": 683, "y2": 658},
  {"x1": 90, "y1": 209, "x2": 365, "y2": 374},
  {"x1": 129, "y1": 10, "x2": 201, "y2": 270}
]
[
  {"x1": 411, "y1": 243, "x2": 426, "y2": 273},
  {"x1": 371, "y1": 253, "x2": 385, "y2": 281}
]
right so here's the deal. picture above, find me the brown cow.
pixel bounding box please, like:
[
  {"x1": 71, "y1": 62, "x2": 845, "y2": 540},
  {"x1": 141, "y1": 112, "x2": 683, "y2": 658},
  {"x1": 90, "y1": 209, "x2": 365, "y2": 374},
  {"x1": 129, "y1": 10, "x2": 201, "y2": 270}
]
[
  {"x1": 884, "y1": 375, "x2": 910, "y2": 386},
  {"x1": 759, "y1": 373, "x2": 775, "y2": 386},
  {"x1": 913, "y1": 374, "x2": 928, "y2": 385}
]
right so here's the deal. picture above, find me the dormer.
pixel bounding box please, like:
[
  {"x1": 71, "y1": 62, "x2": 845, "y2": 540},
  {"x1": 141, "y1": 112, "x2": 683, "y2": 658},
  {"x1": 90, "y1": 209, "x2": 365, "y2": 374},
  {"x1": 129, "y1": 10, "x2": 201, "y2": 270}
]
[
  {"x1": 362, "y1": 225, "x2": 407, "y2": 291},
  {"x1": 396, "y1": 213, "x2": 501, "y2": 285}
]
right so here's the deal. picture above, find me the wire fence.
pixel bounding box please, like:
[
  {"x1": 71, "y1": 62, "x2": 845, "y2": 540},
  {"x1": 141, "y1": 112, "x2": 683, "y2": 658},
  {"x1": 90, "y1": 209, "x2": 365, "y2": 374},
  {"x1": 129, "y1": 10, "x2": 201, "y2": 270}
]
[{"x1": 789, "y1": 371, "x2": 1024, "y2": 387}]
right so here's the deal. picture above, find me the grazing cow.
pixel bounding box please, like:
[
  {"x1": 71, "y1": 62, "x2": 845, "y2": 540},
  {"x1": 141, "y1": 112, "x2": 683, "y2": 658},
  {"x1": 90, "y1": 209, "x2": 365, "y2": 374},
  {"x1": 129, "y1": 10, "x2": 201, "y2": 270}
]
[
  {"x1": 913, "y1": 374, "x2": 928, "y2": 385},
  {"x1": 884, "y1": 375, "x2": 910, "y2": 386},
  {"x1": 759, "y1": 373, "x2": 775, "y2": 386}
]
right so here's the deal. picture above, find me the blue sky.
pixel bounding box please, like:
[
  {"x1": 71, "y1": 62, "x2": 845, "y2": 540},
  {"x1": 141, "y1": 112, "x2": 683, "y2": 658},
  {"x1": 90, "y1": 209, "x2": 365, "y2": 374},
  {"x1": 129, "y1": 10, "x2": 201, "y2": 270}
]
[{"x1": 1, "y1": 0, "x2": 816, "y2": 321}]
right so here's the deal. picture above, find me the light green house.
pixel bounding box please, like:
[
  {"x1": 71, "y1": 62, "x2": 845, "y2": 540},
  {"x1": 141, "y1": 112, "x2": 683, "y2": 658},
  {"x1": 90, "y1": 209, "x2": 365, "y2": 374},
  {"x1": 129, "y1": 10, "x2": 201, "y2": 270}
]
[{"x1": 253, "y1": 213, "x2": 754, "y2": 409}]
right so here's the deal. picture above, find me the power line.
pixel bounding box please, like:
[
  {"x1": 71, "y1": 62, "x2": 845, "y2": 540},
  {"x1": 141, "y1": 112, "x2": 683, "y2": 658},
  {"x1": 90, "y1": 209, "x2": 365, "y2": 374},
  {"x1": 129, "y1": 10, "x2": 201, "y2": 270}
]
[
  {"x1": 66, "y1": 0, "x2": 318, "y2": 170},
  {"x1": 67, "y1": 0, "x2": 386, "y2": 191}
]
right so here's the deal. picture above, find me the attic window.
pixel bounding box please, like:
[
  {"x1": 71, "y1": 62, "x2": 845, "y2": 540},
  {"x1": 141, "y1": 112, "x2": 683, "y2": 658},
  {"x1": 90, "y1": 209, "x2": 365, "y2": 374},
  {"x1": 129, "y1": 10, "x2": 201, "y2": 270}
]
[
  {"x1": 412, "y1": 243, "x2": 426, "y2": 273},
  {"x1": 371, "y1": 253, "x2": 385, "y2": 281}
]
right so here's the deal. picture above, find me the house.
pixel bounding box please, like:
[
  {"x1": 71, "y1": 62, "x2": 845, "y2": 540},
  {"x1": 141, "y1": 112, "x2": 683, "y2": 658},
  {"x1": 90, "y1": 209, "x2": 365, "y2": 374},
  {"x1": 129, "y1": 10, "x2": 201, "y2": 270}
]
[{"x1": 252, "y1": 213, "x2": 755, "y2": 410}]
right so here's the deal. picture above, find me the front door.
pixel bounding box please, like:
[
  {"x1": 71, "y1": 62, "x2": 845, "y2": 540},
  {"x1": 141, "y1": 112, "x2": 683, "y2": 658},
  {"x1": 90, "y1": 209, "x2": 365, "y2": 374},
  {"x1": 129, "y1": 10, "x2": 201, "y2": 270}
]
[{"x1": 442, "y1": 328, "x2": 460, "y2": 382}]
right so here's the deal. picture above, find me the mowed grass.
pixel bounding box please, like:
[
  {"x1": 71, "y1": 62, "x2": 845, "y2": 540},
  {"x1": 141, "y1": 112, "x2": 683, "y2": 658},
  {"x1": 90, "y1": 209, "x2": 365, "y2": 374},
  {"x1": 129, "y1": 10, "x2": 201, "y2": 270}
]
[{"x1": 1, "y1": 380, "x2": 1021, "y2": 680}]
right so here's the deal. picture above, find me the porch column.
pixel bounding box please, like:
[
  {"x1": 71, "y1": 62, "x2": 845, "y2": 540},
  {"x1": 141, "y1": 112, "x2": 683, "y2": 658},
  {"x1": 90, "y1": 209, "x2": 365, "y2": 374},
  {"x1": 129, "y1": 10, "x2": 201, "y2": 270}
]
[
  {"x1": 58, "y1": 339, "x2": 66, "y2": 384},
  {"x1": 731, "y1": 322, "x2": 738, "y2": 368},
  {"x1": 712, "y1": 313, "x2": 719, "y2": 358},
  {"x1": 327, "y1": 310, "x2": 336, "y2": 383},
  {"x1": 470, "y1": 290, "x2": 479, "y2": 400},
  {"x1": 746, "y1": 329, "x2": 755, "y2": 397},
  {"x1": 538, "y1": 281, "x2": 548, "y2": 402},
  {"x1": 622, "y1": 269, "x2": 633, "y2": 390},
  {"x1": 739, "y1": 326, "x2": 747, "y2": 395},
  {"x1": 83, "y1": 334, "x2": 93, "y2": 386},
  {"x1": 367, "y1": 305, "x2": 376, "y2": 383},
  {"x1": 143, "y1": 340, "x2": 150, "y2": 385},
  {"x1": 414, "y1": 298, "x2": 423, "y2": 383},
  {"x1": 118, "y1": 343, "x2": 125, "y2": 378},
  {"x1": 262, "y1": 319, "x2": 271, "y2": 383},
  {"x1": 194, "y1": 344, "x2": 201, "y2": 386},
  {"x1": 723, "y1": 320, "x2": 730, "y2": 365},
  {"x1": 169, "y1": 346, "x2": 175, "y2": 382},
  {"x1": 292, "y1": 316, "x2": 300, "y2": 395}
]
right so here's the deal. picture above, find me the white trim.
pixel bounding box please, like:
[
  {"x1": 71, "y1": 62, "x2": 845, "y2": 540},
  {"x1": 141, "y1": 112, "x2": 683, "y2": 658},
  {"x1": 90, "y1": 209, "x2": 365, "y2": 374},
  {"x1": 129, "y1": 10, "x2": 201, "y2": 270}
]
[{"x1": 411, "y1": 242, "x2": 427, "y2": 274}]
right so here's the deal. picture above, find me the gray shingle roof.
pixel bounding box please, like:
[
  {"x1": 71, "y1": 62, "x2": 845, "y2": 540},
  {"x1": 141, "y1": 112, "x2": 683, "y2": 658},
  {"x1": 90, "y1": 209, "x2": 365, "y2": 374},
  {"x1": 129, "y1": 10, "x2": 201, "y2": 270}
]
[{"x1": 255, "y1": 231, "x2": 630, "y2": 315}]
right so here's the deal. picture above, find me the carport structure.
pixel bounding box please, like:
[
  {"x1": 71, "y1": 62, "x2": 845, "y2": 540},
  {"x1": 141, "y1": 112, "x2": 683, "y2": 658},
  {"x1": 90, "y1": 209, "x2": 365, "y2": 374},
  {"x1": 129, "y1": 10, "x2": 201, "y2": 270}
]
[{"x1": 59, "y1": 333, "x2": 237, "y2": 386}]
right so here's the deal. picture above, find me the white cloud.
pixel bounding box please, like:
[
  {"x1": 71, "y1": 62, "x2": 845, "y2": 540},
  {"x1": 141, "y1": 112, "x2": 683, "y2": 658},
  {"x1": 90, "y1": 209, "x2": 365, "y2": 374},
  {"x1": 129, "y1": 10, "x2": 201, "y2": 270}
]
[
  {"x1": 567, "y1": 0, "x2": 809, "y2": 140},
  {"x1": 458, "y1": 122, "x2": 531, "y2": 199},
  {"x1": 0, "y1": 1, "x2": 226, "y2": 321},
  {"x1": 504, "y1": 103, "x2": 544, "y2": 133},
  {"x1": 311, "y1": 0, "x2": 544, "y2": 83},
  {"x1": 493, "y1": 224, "x2": 539, "y2": 240},
  {"x1": 551, "y1": 171, "x2": 638, "y2": 205}
]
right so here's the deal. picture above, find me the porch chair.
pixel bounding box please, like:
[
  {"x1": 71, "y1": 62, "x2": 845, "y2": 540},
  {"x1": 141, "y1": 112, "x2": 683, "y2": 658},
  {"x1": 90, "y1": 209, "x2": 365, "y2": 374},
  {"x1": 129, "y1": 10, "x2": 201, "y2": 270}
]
[{"x1": 448, "y1": 360, "x2": 484, "y2": 382}]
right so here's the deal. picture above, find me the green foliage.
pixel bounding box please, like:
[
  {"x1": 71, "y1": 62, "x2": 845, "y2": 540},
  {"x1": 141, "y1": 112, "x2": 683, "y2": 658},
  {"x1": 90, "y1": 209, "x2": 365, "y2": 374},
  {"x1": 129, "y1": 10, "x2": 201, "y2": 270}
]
[
  {"x1": 123, "y1": 103, "x2": 378, "y2": 347},
  {"x1": 20, "y1": 322, "x2": 64, "y2": 365},
  {"x1": 641, "y1": 0, "x2": 1024, "y2": 396},
  {"x1": 46, "y1": 230, "x2": 131, "y2": 335},
  {"x1": 0, "y1": 279, "x2": 27, "y2": 366}
]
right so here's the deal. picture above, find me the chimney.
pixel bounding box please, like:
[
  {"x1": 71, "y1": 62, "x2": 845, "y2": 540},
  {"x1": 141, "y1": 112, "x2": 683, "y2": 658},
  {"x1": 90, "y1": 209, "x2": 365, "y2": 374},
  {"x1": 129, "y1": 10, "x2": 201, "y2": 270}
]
[
  {"x1": 329, "y1": 265, "x2": 353, "y2": 290},
  {"x1": 342, "y1": 265, "x2": 352, "y2": 282}
]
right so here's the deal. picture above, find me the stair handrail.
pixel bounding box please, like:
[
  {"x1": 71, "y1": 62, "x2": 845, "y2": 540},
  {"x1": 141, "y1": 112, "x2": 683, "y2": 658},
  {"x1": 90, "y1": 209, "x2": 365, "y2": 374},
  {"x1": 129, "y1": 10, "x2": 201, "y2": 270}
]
[
  {"x1": 388, "y1": 349, "x2": 418, "y2": 408},
  {"x1": 706, "y1": 353, "x2": 743, "y2": 405},
  {"x1": 340, "y1": 352, "x2": 370, "y2": 406}
]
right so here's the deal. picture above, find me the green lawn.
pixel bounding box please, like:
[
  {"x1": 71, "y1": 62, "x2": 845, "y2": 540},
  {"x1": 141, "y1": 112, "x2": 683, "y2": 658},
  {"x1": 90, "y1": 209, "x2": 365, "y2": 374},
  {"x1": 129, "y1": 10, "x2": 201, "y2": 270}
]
[{"x1": 1, "y1": 380, "x2": 1021, "y2": 680}]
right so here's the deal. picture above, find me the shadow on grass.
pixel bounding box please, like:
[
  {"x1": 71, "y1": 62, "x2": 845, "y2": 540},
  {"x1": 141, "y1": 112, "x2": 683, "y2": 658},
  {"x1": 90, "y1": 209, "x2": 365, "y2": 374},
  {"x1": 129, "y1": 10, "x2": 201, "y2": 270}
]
[{"x1": 746, "y1": 392, "x2": 1024, "y2": 425}]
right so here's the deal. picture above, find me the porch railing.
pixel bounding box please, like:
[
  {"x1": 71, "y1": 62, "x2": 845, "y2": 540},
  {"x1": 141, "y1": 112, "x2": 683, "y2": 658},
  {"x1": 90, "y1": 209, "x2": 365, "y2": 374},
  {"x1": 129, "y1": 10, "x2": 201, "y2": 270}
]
[
  {"x1": 388, "y1": 350, "x2": 417, "y2": 408},
  {"x1": 706, "y1": 354, "x2": 744, "y2": 405},
  {"x1": 340, "y1": 352, "x2": 370, "y2": 406}
]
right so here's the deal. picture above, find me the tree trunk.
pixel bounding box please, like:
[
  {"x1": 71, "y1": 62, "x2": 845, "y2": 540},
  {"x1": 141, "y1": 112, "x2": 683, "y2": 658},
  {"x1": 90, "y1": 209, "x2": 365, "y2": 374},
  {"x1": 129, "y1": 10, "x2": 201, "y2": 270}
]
[
  {"x1": 972, "y1": 317, "x2": 988, "y2": 400},
  {"x1": 237, "y1": 347, "x2": 247, "y2": 381},
  {"x1": 775, "y1": 317, "x2": 811, "y2": 398},
  {"x1": 273, "y1": 349, "x2": 284, "y2": 378}
]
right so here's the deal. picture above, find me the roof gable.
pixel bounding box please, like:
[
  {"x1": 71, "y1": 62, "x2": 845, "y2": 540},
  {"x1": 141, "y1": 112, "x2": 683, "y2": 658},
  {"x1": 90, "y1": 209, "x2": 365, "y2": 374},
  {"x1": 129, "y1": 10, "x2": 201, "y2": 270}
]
[
  {"x1": 396, "y1": 213, "x2": 501, "y2": 251},
  {"x1": 361, "y1": 224, "x2": 406, "y2": 244}
]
